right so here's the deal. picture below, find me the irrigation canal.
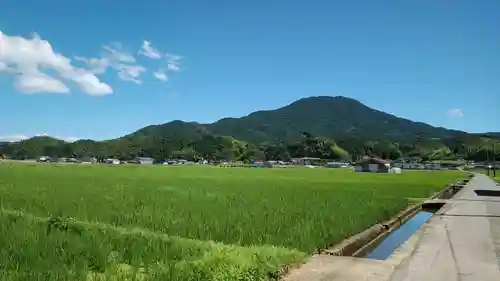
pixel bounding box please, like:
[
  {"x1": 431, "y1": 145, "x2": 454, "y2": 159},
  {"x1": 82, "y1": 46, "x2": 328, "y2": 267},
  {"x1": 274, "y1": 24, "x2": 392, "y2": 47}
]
[
  {"x1": 284, "y1": 173, "x2": 500, "y2": 281},
  {"x1": 363, "y1": 211, "x2": 433, "y2": 260}
]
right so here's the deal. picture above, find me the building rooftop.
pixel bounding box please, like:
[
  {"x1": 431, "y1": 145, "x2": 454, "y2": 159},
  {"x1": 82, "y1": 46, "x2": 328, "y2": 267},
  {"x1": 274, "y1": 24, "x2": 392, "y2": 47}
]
[
  {"x1": 136, "y1": 157, "x2": 155, "y2": 160},
  {"x1": 358, "y1": 157, "x2": 390, "y2": 164},
  {"x1": 291, "y1": 157, "x2": 321, "y2": 160}
]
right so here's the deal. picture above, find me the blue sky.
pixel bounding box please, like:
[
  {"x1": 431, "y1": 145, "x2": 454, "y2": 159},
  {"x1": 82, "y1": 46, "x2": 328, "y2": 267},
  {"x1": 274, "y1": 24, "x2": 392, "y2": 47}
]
[{"x1": 0, "y1": 0, "x2": 499, "y2": 141}]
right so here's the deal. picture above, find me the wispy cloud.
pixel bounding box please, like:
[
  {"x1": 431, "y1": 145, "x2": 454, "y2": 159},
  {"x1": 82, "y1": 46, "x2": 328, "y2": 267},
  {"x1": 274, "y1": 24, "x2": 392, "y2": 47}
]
[
  {"x1": 446, "y1": 108, "x2": 464, "y2": 118},
  {"x1": 75, "y1": 42, "x2": 146, "y2": 84},
  {"x1": 154, "y1": 70, "x2": 168, "y2": 82},
  {"x1": 166, "y1": 53, "x2": 182, "y2": 72},
  {"x1": 138, "y1": 40, "x2": 162, "y2": 59},
  {"x1": 137, "y1": 41, "x2": 183, "y2": 81},
  {"x1": 116, "y1": 64, "x2": 146, "y2": 84}
]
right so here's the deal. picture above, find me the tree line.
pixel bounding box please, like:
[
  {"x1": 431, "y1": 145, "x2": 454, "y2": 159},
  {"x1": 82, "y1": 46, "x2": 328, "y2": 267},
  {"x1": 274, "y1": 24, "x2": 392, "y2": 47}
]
[{"x1": 1, "y1": 132, "x2": 499, "y2": 163}]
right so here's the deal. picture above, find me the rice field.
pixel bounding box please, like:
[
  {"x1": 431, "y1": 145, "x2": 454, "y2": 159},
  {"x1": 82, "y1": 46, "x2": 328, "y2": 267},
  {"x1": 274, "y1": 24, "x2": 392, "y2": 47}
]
[{"x1": 0, "y1": 162, "x2": 465, "y2": 280}]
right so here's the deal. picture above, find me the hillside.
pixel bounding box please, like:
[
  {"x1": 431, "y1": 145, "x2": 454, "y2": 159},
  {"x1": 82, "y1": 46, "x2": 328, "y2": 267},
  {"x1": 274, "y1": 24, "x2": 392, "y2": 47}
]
[
  {"x1": 127, "y1": 96, "x2": 466, "y2": 143},
  {"x1": 1, "y1": 96, "x2": 498, "y2": 162},
  {"x1": 474, "y1": 132, "x2": 500, "y2": 140},
  {"x1": 207, "y1": 96, "x2": 464, "y2": 143}
]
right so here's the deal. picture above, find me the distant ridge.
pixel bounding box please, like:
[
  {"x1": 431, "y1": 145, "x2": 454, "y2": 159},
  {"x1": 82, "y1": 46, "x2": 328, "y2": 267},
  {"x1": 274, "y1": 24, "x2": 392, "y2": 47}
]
[
  {"x1": 1, "y1": 95, "x2": 498, "y2": 162},
  {"x1": 126, "y1": 95, "x2": 467, "y2": 145}
]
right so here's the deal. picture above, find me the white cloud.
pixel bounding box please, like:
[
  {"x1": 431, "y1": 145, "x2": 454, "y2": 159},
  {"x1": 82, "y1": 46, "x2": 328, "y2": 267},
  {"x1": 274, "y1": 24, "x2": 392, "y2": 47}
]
[
  {"x1": 0, "y1": 31, "x2": 183, "y2": 95},
  {"x1": 138, "y1": 42, "x2": 183, "y2": 79},
  {"x1": 0, "y1": 30, "x2": 113, "y2": 95},
  {"x1": 36, "y1": 133, "x2": 79, "y2": 142},
  {"x1": 138, "y1": 40, "x2": 162, "y2": 59},
  {"x1": 103, "y1": 43, "x2": 136, "y2": 63},
  {"x1": 0, "y1": 134, "x2": 28, "y2": 142},
  {"x1": 153, "y1": 70, "x2": 168, "y2": 82},
  {"x1": 14, "y1": 72, "x2": 70, "y2": 94},
  {"x1": 446, "y1": 108, "x2": 464, "y2": 118},
  {"x1": 166, "y1": 53, "x2": 181, "y2": 72},
  {"x1": 151, "y1": 53, "x2": 182, "y2": 81},
  {"x1": 62, "y1": 136, "x2": 79, "y2": 142},
  {"x1": 0, "y1": 133, "x2": 79, "y2": 143},
  {"x1": 116, "y1": 64, "x2": 146, "y2": 84},
  {"x1": 76, "y1": 43, "x2": 147, "y2": 84}
]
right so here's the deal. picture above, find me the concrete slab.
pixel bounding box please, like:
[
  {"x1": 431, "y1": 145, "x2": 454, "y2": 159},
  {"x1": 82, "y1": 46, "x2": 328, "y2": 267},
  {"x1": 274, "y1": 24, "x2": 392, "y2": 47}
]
[
  {"x1": 283, "y1": 255, "x2": 388, "y2": 281},
  {"x1": 387, "y1": 215, "x2": 500, "y2": 281},
  {"x1": 453, "y1": 174, "x2": 500, "y2": 200},
  {"x1": 284, "y1": 174, "x2": 500, "y2": 281},
  {"x1": 435, "y1": 200, "x2": 500, "y2": 216}
]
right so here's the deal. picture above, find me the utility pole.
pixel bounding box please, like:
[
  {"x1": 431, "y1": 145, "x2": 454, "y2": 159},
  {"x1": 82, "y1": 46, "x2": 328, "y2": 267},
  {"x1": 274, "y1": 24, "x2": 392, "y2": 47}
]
[
  {"x1": 486, "y1": 148, "x2": 490, "y2": 176},
  {"x1": 493, "y1": 143, "x2": 496, "y2": 178}
]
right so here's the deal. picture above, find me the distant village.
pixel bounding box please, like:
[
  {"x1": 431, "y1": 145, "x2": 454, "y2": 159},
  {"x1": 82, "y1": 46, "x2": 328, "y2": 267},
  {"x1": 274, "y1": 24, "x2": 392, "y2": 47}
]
[{"x1": 28, "y1": 155, "x2": 499, "y2": 173}]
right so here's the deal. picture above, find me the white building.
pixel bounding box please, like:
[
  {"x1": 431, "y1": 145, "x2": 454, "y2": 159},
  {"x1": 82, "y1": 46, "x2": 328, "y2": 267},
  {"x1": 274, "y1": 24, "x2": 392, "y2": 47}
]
[
  {"x1": 106, "y1": 158, "x2": 120, "y2": 165},
  {"x1": 135, "y1": 157, "x2": 155, "y2": 165}
]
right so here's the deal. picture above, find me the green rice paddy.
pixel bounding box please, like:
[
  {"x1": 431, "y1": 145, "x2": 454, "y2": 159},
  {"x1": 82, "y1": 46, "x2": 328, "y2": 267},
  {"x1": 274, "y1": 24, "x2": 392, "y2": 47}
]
[{"x1": 0, "y1": 162, "x2": 465, "y2": 280}]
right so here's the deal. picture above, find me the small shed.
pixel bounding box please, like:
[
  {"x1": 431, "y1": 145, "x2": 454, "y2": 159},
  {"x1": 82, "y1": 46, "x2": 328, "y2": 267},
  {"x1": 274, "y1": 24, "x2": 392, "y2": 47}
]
[{"x1": 354, "y1": 157, "x2": 391, "y2": 173}]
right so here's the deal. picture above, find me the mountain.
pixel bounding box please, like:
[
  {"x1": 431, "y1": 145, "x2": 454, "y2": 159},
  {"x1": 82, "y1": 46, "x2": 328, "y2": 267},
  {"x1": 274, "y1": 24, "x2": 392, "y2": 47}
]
[
  {"x1": 122, "y1": 96, "x2": 472, "y2": 146},
  {"x1": 207, "y1": 96, "x2": 465, "y2": 143},
  {"x1": 1, "y1": 96, "x2": 498, "y2": 162},
  {"x1": 474, "y1": 132, "x2": 500, "y2": 141},
  {"x1": 126, "y1": 96, "x2": 466, "y2": 144}
]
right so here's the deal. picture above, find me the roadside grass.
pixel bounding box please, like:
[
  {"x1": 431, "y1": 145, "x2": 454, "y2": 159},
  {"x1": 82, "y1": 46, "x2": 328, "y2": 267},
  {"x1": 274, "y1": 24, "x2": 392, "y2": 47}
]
[{"x1": 468, "y1": 167, "x2": 499, "y2": 181}]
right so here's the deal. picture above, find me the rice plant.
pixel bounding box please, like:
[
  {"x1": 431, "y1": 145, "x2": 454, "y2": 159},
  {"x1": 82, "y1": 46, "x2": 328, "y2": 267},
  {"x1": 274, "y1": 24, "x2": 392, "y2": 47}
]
[{"x1": 0, "y1": 163, "x2": 464, "y2": 280}]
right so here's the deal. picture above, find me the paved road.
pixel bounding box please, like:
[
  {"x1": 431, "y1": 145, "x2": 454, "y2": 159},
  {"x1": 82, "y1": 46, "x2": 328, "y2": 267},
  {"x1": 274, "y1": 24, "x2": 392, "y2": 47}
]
[{"x1": 284, "y1": 174, "x2": 500, "y2": 281}]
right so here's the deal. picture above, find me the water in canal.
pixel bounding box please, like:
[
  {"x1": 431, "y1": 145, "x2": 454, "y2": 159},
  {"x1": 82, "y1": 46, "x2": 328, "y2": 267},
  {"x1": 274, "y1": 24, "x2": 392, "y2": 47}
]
[{"x1": 364, "y1": 211, "x2": 434, "y2": 260}]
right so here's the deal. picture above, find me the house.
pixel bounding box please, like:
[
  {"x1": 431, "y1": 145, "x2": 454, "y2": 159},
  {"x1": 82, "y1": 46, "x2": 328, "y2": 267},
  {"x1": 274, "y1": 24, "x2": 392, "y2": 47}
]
[
  {"x1": 325, "y1": 161, "x2": 350, "y2": 168},
  {"x1": 135, "y1": 157, "x2": 155, "y2": 165},
  {"x1": 393, "y1": 162, "x2": 403, "y2": 168},
  {"x1": 411, "y1": 163, "x2": 425, "y2": 170},
  {"x1": 354, "y1": 157, "x2": 391, "y2": 173},
  {"x1": 291, "y1": 157, "x2": 321, "y2": 166},
  {"x1": 424, "y1": 163, "x2": 441, "y2": 170}
]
